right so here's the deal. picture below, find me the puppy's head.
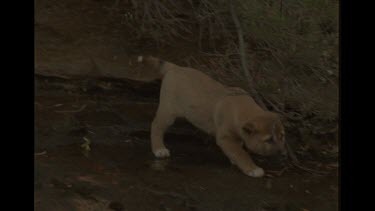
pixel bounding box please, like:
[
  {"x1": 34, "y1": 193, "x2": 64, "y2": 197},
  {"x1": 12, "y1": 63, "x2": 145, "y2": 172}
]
[{"x1": 240, "y1": 112, "x2": 286, "y2": 156}]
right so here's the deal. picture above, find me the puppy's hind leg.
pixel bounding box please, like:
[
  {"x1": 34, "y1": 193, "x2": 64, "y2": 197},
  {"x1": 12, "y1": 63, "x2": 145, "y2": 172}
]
[{"x1": 151, "y1": 108, "x2": 176, "y2": 158}]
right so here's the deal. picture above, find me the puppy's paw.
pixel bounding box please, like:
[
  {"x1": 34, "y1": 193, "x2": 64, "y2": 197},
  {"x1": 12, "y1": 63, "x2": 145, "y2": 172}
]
[
  {"x1": 153, "y1": 148, "x2": 170, "y2": 158},
  {"x1": 245, "y1": 167, "x2": 265, "y2": 178}
]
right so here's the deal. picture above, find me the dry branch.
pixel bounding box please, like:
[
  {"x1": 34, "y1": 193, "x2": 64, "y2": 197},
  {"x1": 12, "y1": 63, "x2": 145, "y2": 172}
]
[
  {"x1": 229, "y1": 0, "x2": 267, "y2": 110},
  {"x1": 55, "y1": 105, "x2": 87, "y2": 113}
]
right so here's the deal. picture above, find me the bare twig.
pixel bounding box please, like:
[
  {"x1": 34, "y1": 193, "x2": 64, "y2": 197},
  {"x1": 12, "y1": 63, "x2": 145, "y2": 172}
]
[
  {"x1": 285, "y1": 142, "x2": 329, "y2": 176},
  {"x1": 229, "y1": 0, "x2": 251, "y2": 84},
  {"x1": 285, "y1": 142, "x2": 300, "y2": 164},
  {"x1": 266, "y1": 166, "x2": 289, "y2": 177},
  {"x1": 262, "y1": 97, "x2": 303, "y2": 121},
  {"x1": 229, "y1": 0, "x2": 267, "y2": 110},
  {"x1": 55, "y1": 104, "x2": 87, "y2": 113},
  {"x1": 34, "y1": 151, "x2": 47, "y2": 156},
  {"x1": 291, "y1": 161, "x2": 329, "y2": 176},
  {"x1": 280, "y1": 0, "x2": 283, "y2": 17}
]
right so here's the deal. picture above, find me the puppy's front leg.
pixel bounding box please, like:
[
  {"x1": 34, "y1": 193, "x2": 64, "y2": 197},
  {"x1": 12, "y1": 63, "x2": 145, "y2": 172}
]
[{"x1": 216, "y1": 135, "x2": 264, "y2": 178}]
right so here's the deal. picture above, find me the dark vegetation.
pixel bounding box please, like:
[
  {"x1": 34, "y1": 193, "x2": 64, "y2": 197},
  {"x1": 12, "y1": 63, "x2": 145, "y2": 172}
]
[{"x1": 118, "y1": 0, "x2": 338, "y2": 143}]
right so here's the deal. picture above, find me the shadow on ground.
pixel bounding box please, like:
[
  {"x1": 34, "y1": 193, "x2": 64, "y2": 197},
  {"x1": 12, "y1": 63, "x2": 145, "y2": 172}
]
[{"x1": 35, "y1": 77, "x2": 338, "y2": 211}]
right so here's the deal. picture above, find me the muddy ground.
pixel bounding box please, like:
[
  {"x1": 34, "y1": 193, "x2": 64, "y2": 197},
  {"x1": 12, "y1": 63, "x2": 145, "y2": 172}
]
[
  {"x1": 35, "y1": 0, "x2": 338, "y2": 210},
  {"x1": 35, "y1": 77, "x2": 338, "y2": 211}
]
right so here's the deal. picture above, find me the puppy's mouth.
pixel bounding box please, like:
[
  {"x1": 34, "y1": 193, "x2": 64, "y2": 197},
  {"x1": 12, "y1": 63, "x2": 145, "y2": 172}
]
[
  {"x1": 242, "y1": 143, "x2": 271, "y2": 156},
  {"x1": 243, "y1": 144, "x2": 282, "y2": 157}
]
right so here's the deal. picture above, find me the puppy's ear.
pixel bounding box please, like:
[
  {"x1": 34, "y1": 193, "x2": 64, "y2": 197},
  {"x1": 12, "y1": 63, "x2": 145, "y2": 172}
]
[{"x1": 243, "y1": 122, "x2": 256, "y2": 135}]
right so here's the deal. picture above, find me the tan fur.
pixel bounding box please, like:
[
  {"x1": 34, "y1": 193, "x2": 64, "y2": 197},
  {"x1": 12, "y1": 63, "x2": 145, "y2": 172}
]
[{"x1": 137, "y1": 56, "x2": 286, "y2": 178}]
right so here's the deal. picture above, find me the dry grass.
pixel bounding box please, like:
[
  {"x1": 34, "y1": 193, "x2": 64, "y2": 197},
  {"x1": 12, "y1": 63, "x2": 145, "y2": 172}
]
[{"x1": 120, "y1": 0, "x2": 338, "y2": 136}]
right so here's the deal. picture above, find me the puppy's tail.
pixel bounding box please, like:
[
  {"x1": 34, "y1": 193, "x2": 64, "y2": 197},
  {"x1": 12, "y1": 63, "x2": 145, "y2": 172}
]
[{"x1": 135, "y1": 55, "x2": 168, "y2": 80}]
